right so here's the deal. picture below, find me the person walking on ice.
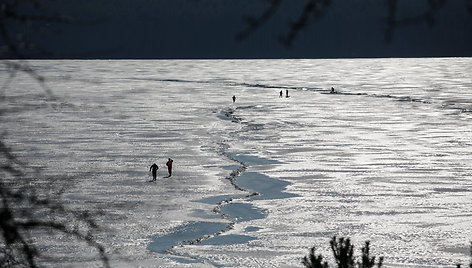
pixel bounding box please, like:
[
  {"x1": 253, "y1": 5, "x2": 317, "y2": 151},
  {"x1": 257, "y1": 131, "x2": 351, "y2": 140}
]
[
  {"x1": 232, "y1": 95, "x2": 236, "y2": 103},
  {"x1": 149, "y1": 163, "x2": 159, "y2": 181},
  {"x1": 166, "y1": 158, "x2": 173, "y2": 177}
]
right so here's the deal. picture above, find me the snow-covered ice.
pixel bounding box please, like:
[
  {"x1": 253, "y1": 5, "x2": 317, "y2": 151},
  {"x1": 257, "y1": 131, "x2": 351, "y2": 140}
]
[{"x1": 1, "y1": 58, "x2": 472, "y2": 267}]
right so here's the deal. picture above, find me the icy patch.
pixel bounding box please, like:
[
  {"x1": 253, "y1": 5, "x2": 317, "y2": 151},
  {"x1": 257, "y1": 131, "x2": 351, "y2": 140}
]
[
  {"x1": 199, "y1": 234, "x2": 257, "y2": 245},
  {"x1": 236, "y1": 172, "x2": 298, "y2": 200},
  {"x1": 220, "y1": 202, "x2": 266, "y2": 223},
  {"x1": 245, "y1": 226, "x2": 261, "y2": 232},
  {"x1": 148, "y1": 222, "x2": 228, "y2": 253}
]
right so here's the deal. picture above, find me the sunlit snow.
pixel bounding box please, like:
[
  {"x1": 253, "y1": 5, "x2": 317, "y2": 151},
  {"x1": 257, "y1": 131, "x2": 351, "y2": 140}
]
[{"x1": 2, "y1": 58, "x2": 472, "y2": 267}]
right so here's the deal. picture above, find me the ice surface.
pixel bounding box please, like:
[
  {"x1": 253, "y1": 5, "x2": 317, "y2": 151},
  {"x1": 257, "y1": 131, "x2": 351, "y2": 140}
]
[{"x1": 1, "y1": 58, "x2": 472, "y2": 267}]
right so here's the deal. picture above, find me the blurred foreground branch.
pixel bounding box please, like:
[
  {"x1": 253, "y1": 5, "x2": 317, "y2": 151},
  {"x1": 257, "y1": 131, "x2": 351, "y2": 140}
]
[
  {"x1": 1, "y1": 1, "x2": 109, "y2": 267},
  {"x1": 0, "y1": 140, "x2": 110, "y2": 267},
  {"x1": 0, "y1": 0, "x2": 72, "y2": 59},
  {"x1": 237, "y1": 0, "x2": 471, "y2": 47}
]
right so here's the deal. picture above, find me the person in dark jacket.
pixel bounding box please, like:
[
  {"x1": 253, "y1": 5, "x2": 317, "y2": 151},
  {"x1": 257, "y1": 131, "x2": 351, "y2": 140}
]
[{"x1": 149, "y1": 163, "x2": 159, "y2": 181}]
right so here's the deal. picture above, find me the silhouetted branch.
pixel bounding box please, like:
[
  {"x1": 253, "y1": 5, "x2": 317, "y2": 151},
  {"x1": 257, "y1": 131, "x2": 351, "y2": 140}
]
[
  {"x1": 330, "y1": 236, "x2": 355, "y2": 268},
  {"x1": 358, "y1": 241, "x2": 384, "y2": 268},
  {"x1": 279, "y1": 0, "x2": 331, "y2": 48},
  {"x1": 238, "y1": 0, "x2": 470, "y2": 47},
  {"x1": 304, "y1": 237, "x2": 472, "y2": 268},
  {"x1": 386, "y1": 0, "x2": 447, "y2": 42},
  {"x1": 302, "y1": 246, "x2": 329, "y2": 268},
  {"x1": 0, "y1": 0, "x2": 72, "y2": 59},
  {"x1": 0, "y1": 166, "x2": 110, "y2": 267},
  {"x1": 236, "y1": 0, "x2": 332, "y2": 48},
  {"x1": 1, "y1": 4, "x2": 109, "y2": 263},
  {"x1": 236, "y1": 0, "x2": 283, "y2": 41},
  {"x1": 303, "y1": 236, "x2": 384, "y2": 268}
]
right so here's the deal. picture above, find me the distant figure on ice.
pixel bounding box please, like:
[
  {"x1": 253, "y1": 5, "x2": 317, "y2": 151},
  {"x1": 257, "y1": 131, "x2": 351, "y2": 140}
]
[
  {"x1": 149, "y1": 163, "x2": 159, "y2": 181},
  {"x1": 232, "y1": 95, "x2": 236, "y2": 103},
  {"x1": 279, "y1": 90, "x2": 283, "y2": 98},
  {"x1": 166, "y1": 158, "x2": 173, "y2": 177},
  {"x1": 286, "y1": 89, "x2": 289, "y2": 98},
  {"x1": 330, "y1": 87, "x2": 337, "y2": 94}
]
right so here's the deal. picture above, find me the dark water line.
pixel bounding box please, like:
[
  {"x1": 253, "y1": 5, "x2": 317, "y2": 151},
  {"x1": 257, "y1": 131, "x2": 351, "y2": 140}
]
[
  {"x1": 126, "y1": 76, "x2": 303, "y2": 91},
  {"x1": 154, "y1": 150, "x2": 251, "y2": 267},
  {"x1": 129, "y1": 76, "x2": 472, "y2": 115},
  {"x1": 153, "y1": 106, "x2": 262, "y2": 266},
  {"x1": 206, "y1": 109, "x2": 262, "y2": 227}
]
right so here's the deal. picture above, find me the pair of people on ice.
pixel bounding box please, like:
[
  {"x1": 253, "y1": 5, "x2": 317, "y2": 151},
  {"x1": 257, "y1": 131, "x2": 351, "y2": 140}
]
[
  {"x1": 149, "y1": 158, "x2": 173, "y2": 181},
  {"x1": 279, "y1": 90, "x2": 289, "y2": 98}
]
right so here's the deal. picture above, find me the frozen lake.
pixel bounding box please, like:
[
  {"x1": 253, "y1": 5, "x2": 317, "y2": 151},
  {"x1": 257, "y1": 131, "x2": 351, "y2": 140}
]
[{"x1": 2, "y1": 58, "x2": 472, "y2": 267}]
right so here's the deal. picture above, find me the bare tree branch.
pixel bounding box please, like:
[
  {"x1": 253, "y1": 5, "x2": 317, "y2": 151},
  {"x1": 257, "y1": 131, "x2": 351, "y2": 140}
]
[
  {"x1": 236, "y1": 0, "x2": 283, "y2": 41},
  {"x1": 0, "y1": 0, "x2": 72, "y2": 59},
  {"x1": 237, "y1": 0, "x2": 469, "y2": 47},
  {"x1": 1, "y1": 3, "x2": 110, "y2": 266},
  {"x1": 279, "y1": 0, "x2": 331, "y2": 48},
  {"x1": 386, "y1": 0, "x2": 448, "y2": 42}
]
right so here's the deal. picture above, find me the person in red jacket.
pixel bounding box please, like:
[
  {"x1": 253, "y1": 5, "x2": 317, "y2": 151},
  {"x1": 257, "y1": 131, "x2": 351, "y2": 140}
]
[{"x1": 166, "y1": 158, "x2": 173, "y2": 177}]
